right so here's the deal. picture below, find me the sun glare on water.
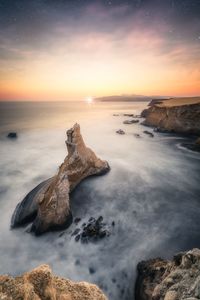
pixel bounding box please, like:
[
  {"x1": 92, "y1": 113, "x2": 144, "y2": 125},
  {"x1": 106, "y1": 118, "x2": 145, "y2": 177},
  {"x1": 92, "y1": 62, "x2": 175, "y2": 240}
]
[{"x1": 86, "y1": 97, "x2": 93, "y2": 104}]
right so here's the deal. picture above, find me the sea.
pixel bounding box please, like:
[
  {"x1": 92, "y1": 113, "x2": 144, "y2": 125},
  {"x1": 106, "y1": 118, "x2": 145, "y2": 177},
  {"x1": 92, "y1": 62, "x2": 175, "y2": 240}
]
[{"x1": 0, "y1": 100, "x2": 200, "y2": 300}]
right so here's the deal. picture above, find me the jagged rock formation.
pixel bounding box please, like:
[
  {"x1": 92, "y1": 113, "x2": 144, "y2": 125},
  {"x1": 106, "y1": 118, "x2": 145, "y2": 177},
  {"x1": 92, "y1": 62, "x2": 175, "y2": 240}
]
[
  {"x1": 142, "y1": 97, "x2": 200, "y2": 135},
  {"x1": 0, "y1": 264, "x2": 107, "y2": 300},
  {"x1": 11, "y1": 123, "x2": 110, "y2": 235},
  {"x1": 135, "y1": 248, "x2": 200, "y2": 300}
]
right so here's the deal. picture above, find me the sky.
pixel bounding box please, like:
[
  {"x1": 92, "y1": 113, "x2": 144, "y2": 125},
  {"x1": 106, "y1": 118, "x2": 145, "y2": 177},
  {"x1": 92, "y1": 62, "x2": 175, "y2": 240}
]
[{"x1": 0, "y1": 0, "x2": 200, "y2": 101}]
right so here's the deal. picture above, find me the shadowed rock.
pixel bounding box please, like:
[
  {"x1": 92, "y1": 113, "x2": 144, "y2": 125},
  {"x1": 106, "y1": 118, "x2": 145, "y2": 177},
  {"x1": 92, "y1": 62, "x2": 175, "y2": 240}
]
[
  {"x1": 11, "y1": 123, "x2": 110, "y2": 235},
  {"x1": 0, "y1": 264, "x2": 107, "y2": 300},
  {"x1": 7, "y1": 132, "x2": 17, "y2": 139},
  {"x1": 135, "y1": 248, "x2": 200, "y2": 300}
]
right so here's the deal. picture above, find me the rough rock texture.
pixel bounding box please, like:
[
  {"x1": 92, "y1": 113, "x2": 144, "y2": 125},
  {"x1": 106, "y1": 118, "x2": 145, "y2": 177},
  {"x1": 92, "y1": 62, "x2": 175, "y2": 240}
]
[
  {"x1": 142, "y1": 98, "x2": 200, "y2": 135},
  {"x1": 0, "y1": 264, "x2": 107, "y2": 300},
  {"x1": 11, "y1": 123, "x2": 110, "y2": 235},
  {"x1": 135, "y1": 248, "x2": 200, "y2": 300}
]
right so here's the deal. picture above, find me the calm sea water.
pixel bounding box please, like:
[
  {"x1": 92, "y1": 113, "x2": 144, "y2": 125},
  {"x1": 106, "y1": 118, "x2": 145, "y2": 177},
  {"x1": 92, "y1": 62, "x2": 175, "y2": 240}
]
[{"x1": 0, "y1": 101, "x2": 200, "y2": 300}]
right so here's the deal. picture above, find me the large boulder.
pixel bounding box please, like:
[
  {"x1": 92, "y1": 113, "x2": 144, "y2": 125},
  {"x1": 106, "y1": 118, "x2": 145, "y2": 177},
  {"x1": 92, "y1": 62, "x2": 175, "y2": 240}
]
[
  {"x1": 0, "y1": 264, "x2": 107, "y2": 300},
  {"x1": 11, "y1": 123, "x2": 110, "y2": 235},
  {"x1": 135, "y1": 248, "x2": 200, "y2": 300}
]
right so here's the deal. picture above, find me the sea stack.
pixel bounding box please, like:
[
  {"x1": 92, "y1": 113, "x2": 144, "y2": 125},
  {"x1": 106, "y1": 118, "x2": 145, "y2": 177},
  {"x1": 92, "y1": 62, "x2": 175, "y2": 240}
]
[{"x1": 11, "y1": 123, "x2": 110, "y2": 235}]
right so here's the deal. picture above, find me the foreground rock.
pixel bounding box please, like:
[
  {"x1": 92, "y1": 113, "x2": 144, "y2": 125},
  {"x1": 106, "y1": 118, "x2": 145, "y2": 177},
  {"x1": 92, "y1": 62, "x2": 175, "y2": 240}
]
[
  {"x1": 141, "y1": 97, "x2": 200, "y2": 135},
  {"x1": 11, "y1": 123, "x2": 110, "y2": 235},
  {"x1": 135, "y1": 248, "x2": 200, "y2": 300},
  {"x1": 0, "y1": 264, "x2": 107, "y2": 300}
]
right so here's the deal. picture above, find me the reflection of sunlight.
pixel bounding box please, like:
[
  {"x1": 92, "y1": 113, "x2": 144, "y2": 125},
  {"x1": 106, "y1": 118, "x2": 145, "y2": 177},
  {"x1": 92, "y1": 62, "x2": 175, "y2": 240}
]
[{"x1": 86, "y1": 97, "x2": 93, "y2": 104}]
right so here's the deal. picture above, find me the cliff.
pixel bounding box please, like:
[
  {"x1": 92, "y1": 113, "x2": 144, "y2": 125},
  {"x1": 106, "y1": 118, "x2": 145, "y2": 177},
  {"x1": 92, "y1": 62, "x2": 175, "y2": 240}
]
[
  {"x1": 0, "y1": 264, "x2": 107, "y2": 300},
  {"x1": 135, "y1": 248, "x2": 200, "y2": 300},
  {"x1": 142, "y1": 97, "x2": 200, "y2": 135},
  {"x1": 11, "y1": 123, "x2": 110, "y2": 235}
]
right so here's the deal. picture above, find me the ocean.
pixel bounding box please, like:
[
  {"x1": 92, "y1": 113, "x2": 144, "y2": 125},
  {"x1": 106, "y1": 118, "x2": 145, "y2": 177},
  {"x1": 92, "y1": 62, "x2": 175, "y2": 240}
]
[{"x1": 0, "y1": 100, "x2": 200, "y2": 300}]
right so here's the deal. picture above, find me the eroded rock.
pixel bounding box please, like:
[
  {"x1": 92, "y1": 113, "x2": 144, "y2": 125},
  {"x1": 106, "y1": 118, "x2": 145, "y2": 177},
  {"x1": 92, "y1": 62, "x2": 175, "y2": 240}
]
[
  {"x1": 135, "y1": 248, "x2": 200, "y2": 300},
  {"x1": 0, "y1": 264, "x2": 107, "y2": 300},
  {"x1": 11, "y1": 123, "x2": 110, "y2": 235},
  {"x1": 141, "y1": 97, "x2": 200, "y2": 135},
  {"x1": 123, "y1": 120, "x2": 139, "y2": 124},
  {"x1": 116, "y1": 129, "x2": 125, "y2": 135}
]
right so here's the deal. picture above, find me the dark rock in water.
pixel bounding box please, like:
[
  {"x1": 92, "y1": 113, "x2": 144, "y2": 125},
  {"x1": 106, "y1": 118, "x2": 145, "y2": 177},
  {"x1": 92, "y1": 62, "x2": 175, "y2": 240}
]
[
  {"x1": 123, "y1": 113, "x2": 134, "y2": 117},
  {"x1": 75, "y1": 234, "x2": 80, "y2": 242},
  {"x1": 133, "y1": 134, "x2": 141, "y2": 138},
  {"x1": 143, "y1": 130, "x2": 154, "y2": 137},
  {"x1": 7, "y1": 132, "x2": 17, "y2": 139},
  {"x1": 123, "y1": 119, "x2": 139, "y2": 124},
  {"x1": 73, "y1": 216, "x2": 110, "y2": 243},
  {"x1": 89, "y1": 267, "x2": 96, "y2": 274},
  {"x1": 154, "y1": 127, "x2": 173, "y2": 133},
  {"x1": 181, "y1": 142, "x2": 200, "y2": 153},
  {"x1": 74, "y1": 217, "x2": 81, "y2": 224},
  {"x1": 71, "y1": 228, "x2": 80, "y2": 236},
  {"x1": 75, "y1": 259, "x2": 80, "y2": 265},
  {"x1": 116, "y1": 129, "x2": 125, "y2": 135}
]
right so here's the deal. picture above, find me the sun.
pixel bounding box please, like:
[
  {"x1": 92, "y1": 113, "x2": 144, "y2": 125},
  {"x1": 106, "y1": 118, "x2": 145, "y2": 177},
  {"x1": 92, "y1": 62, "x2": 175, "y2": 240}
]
[{"x1": 86, "y1": 97, "x2": 93, "y2": 104}]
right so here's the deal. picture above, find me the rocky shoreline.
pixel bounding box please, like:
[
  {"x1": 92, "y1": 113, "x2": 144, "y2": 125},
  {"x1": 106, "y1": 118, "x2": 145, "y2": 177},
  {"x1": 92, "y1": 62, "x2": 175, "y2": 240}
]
[
  {"x1": 135, "y1": 248, "x2": 200, "y2": 300},
  {"x1": 141, "y1": 97, "x2": 200, "y2": 135},
  {"x1": 0, "y1": 264, "x2": 107, "y2": 300},
  {"x1": 5, "y1": 101, "x2": 200, "y2": 299}
]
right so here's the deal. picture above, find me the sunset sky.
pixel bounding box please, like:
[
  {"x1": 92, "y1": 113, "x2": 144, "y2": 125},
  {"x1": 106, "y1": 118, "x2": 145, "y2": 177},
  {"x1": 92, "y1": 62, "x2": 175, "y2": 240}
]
[{"x1": 0, "y1": 0, "x2": 200, "y2": 101}]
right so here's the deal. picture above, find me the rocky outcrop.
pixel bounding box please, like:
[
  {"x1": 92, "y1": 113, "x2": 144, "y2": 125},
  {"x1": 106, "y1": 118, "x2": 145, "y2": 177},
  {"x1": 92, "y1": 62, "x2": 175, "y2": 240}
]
[
  {"x1": 0, "y1": 264, "x2": 107, "y2": 300},
  {"x1": 135, "y1": 248, "x2": 200, "y2": 300},
  {"x1": 11, "y1": 123, "x2": 110, "y2": 235},
  {"x1": 142, "y1": 97, "x2": 200, "y2": 135}
]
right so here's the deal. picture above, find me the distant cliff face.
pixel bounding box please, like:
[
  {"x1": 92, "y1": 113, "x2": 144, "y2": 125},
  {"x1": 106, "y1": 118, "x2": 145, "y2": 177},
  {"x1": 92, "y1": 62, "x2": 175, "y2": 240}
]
[
  {"x1": 142, "y1": 98, "x2": 200, "y2": 135},
  {"x1": 0, "y1": 264, "x2": 107, "y2": 300},
  {"x1": 135, "y1": 248, "x2": 200, "y2": 300}
]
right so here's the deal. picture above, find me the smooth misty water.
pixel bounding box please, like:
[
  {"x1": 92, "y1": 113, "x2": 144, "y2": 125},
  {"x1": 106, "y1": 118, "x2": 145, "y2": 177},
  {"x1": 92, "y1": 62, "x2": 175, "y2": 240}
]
[{"x1": 0, "y1": 101, "x2": 200, "y2": 300}]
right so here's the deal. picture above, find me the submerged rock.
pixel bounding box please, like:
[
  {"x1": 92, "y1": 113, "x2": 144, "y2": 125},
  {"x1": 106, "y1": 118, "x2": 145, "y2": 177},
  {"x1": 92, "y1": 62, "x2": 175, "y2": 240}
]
[
  {"x1": 123, "y1": 113, "x2": 135, "y2": 117},
  {"x1": 123, "y1": 120, "x2": 139, "y2": 124},
  {"x1": 181, "y1": 137, "x2": 200, "y2": 153},
  {"x1": 11, "y1": 123, "x2": 110, "y2": 235},
  {"x1": 135, "y1": 248, "x2": 200, "y2": 300},
  {"x1": 116, "y1": 129, "x2": 125, "y2": 135},
  {"x1": 143, "y1": 130, "x2": 154, "y2": 137},
  {"x1": 73, "y1": 216, "x2": 110, "y2": 243},
  {"x1": 0, "y1": 264, "x2": 107, "y2": 300},
  {"x1": 7, "y1": 132, "x2": 17, "y2": 139}
]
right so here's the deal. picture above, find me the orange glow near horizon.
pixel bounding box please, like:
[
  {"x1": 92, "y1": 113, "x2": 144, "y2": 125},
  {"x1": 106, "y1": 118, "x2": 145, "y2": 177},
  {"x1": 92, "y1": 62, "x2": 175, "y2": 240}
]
[{"x1": 0, "y1": 4, "x2": 200, "y2": 101}]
